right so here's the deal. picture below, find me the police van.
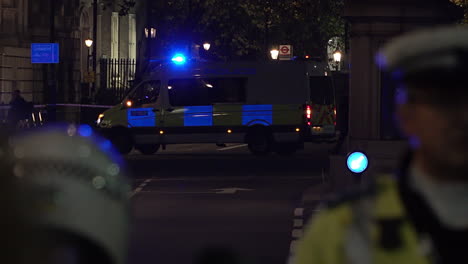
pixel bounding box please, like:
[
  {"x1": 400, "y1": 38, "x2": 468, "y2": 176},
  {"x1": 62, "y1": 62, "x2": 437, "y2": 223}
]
[{"x1": 97, "y1": 56, "x2": 337, "y2": 155}]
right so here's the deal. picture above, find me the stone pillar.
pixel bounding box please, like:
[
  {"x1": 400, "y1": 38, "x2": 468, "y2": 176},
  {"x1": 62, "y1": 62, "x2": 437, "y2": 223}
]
[{"x1": 329, "y1": 0, "x2": 462, "y2": 191}]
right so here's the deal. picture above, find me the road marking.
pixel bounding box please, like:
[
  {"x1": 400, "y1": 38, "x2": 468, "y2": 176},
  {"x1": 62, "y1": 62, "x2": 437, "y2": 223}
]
[
  {"x1": 146, "y1": 176, "x2": 319, "y2": 182},
  {"x1": 136, "y1": 187, "x2": 255, "y2": 195},
  {"x1": 213, "y1": 188, "x2": 254, "y2": 194},
  {"x1": 292, "y1": 229, "x2": 303, "y2": 238},
  {"x1": 289, "y1": 240, "x2": 298, "y2": 253},
  {"x1": 130, "y1": 178, "x2": 151, "y2": 198},
  {"x1": 218, "y1": 144, "x2": 248, "y2": 151},
  {"x1": 294, "y1": 208, "x2": 304, "y2": 217},
  {"x1": 288, "y1": 207, "x2": 305, "y2": 264},
  {"x1": 293, "y1": 219, "x2": 303, "y2": 228},
  {"x1": 140, "y1": 191, "x2": 215, "y2": 194}
]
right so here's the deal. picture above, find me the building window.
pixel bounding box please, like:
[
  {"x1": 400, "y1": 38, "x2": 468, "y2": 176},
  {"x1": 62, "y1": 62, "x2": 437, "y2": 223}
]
[
  {"x1": 129, "y1": 14, "x2": 136, "y2": 61},
  {"x1": 111, "y1": 12, "x2": 119, "y2": 59}
]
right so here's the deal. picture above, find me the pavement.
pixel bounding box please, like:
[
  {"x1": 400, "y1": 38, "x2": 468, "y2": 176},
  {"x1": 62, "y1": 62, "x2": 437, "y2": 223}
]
[{"x1": 124, "y1": 142, "x2": 335, "y2": 264}]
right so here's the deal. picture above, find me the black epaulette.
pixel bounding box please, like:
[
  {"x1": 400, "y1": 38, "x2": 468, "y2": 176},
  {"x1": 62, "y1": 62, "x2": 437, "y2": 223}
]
[{"x1": 324, "y1": 181, "x2": 377, "y2": 209}]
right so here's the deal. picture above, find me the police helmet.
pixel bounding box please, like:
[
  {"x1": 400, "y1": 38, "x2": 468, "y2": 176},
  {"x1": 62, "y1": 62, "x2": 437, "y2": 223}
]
[
  {"x1": 377, "y1": 25, "x2": 468, "y2": 105},
  {"x1": 9, "y1": 125, "x2": 130, "y2": 264},
  {"x1": 377, "y1": 25, "x2": 468, "y2": 78}
]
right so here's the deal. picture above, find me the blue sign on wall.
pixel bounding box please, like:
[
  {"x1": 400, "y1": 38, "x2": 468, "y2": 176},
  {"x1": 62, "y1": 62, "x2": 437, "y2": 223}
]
[{"x1": 31, "y1": 43, "x2": 59, "y2": 64}]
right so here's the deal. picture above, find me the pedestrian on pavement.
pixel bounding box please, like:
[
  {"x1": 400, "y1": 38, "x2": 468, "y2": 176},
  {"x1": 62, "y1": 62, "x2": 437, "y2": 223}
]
[
  {"x1": 7, "y1": 90, "x2": 31, "y2": 128},
  {"x1": 294, "y1": 25, "x2": 468, "y2": 264},
  {"x1": 10, "y1": 125, "x2": 131, "y2": 264}
]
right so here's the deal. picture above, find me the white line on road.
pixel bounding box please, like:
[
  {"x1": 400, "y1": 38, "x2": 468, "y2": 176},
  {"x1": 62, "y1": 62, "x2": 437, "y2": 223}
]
[
  {"x1": 294, "y1": 208, "x2": 304, "y2": 217},
  {"x1": 288, "y1": 207, "x2": 305, "y2": 263},
  {"x1": 292, "y1": 229, "x2": 303, "y2": 238},
  {"x1": 218, "y1": 144, "x2": 248, "y2": 151},
  {"x1": 293, "y1": 219, "x2": 303, "y2": 228},
  {"x1": 289, "y1": 240, "x2": 298, "y2": 253},
  {"x1": 130, "y1": 178, "x2": 152, "y2": 198},
  {"x1": 146, "y1": 176, "x2": 319, "y2": 182},
  {"x1": 139, "y1": 191, "x2": 215, "y2": 194}
]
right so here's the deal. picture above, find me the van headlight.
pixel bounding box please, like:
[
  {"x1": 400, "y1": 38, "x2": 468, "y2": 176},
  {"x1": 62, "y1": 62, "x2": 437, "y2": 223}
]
[{"x1": 97, "y1": 113, "x2": 104, "y2": 125}]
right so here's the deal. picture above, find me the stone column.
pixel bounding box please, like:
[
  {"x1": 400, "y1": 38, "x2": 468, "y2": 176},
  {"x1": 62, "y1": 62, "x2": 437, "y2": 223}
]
[{"x1": 329, "y1": 0, "x2": 462, "y2": 191}]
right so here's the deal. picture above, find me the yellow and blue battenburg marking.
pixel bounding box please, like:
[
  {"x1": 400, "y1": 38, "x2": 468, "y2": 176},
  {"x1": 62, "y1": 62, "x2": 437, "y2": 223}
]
[
  {"x1": 184, "y1": 106, "x2": 213, "y2": 126},
  {"x1": 127, "y1": 108, "x2": 156, "y2": 127},
  {"x1": 242, "y1": 105, "x2": 273, "y2": 126},
  {"x1": 126, "y1": 104, "x2": 299, "y2": 129}
]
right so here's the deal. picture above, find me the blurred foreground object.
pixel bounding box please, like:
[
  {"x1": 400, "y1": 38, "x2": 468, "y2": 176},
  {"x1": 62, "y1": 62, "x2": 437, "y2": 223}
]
[
  {"x1": 294, "y1": 25, "x2": 468, "y2": 264},
  {"x1": 0, "y1": 129, "x2": 36, "y2": 264},
  {"x1": 10, "y1": 124, "x2": 131, "y2": 264}
]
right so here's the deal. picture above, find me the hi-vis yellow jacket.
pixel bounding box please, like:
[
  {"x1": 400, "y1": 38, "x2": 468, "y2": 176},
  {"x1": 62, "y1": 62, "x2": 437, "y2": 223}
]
[{"x1": 294, "y1": 175, "x2": 432, "y2": 264}]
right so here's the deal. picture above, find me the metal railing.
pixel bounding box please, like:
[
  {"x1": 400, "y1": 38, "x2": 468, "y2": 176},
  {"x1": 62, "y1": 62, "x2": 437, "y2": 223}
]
[{"x1": 99, "y1": 58, "x2": 136, "y2": 104}]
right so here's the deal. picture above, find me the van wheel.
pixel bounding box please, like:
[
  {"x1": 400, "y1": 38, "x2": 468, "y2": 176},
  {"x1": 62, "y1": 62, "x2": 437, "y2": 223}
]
[
  {"x1": 275, "y1": 143, "x2": 298, "y2": 156},
  {"x1": 135, "y1": 144, "x2": 160, "y2": 155},
  {"x1": 247, "y1": 128, "x2": 272, "y2": 156},
  {"x1": 109, "y1": 128, "x2": 133, "y2": 155}
]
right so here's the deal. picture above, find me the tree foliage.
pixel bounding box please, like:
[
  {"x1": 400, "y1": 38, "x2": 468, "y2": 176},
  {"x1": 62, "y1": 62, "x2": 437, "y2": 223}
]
[
  {"x1": 101, "y1": 0, "x2": 136, "y2": 16},
  {"x1": 451, "y1": 0, "x2": 468, "y2": 23},
  {"x1": 149, "y1": 0, "x2": 345, "y2": 60}
]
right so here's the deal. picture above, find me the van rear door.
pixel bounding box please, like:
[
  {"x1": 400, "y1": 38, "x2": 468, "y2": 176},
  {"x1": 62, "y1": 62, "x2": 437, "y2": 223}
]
[{"x1": 309, "y1": 76, "x2": 336, "y2": 138}]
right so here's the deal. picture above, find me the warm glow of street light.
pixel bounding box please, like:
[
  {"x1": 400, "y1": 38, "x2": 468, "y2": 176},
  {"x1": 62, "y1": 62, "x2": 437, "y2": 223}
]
[
  {"x1": 333, "y1": 50, "x2": 342, "y2": 63},
  {"x1": 85, "y1": 39, "x2": 93, "y2": 48},
  {"x1": 203, "y1": 42, "x2": 211, "y2": 51},
  {"x1": 145, "y1": 28, "x2": 156, "y2": 39},
  {"x1": 270, "y1": 49, "x2": 279, "y2": 60}
]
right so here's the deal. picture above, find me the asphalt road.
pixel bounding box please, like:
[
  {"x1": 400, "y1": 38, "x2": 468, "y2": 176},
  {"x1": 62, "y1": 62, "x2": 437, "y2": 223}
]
[{"x1": 126, "y1": 143, "x2": 333, "y2": 264}]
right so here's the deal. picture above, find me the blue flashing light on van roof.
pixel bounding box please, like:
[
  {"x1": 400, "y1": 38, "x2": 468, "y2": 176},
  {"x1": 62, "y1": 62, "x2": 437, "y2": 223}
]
[{"x1": 171, "y1": 54, "x2": 187, "y2": 65}]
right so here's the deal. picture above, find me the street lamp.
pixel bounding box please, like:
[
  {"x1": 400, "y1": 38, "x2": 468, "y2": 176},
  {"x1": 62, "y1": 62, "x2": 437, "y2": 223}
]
[
  {"x1": 145, "y1": 27, "x2": 156, "y2": 39},
  {"x1": 270, "y1": 49, "x2": 279, "y2": 60},
  {"x1": 85, "y1": 39, "x2": 93, "y2": 48},
  {"x1": 145, "y1": 27, "x2": 156, "y2": 60},
  {"x1": 203, "y1": 42, "x2": 211, "y2": 51},
  {"x1": 84, "y1": 39, "x2": 93, "y2": 72},
  {"x1": 84, "y1": 39, "x2": 93, "y2": 100},
  {"x1": 333, "y1": 49, "x2": 342, "y2": 71}
]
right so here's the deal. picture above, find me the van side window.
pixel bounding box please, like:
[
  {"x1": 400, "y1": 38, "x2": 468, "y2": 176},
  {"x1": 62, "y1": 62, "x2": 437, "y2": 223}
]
[
  {"x1": 203, "y1": 78, "x2": 247, "y2": 103},
  {"x1": 168, "y1": 79, "x2": 211, "y2": 106},
  {"x1": 128, "y1": 81, "x2": 161, "y2": 105},
  {"x1": 309, "y1": 77, "x2": 334, "y2": 105}
]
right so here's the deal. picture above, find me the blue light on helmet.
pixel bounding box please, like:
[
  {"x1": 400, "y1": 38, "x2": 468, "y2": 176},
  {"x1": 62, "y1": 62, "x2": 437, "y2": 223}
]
[
  {"x1": 347, "y1": 152, "x2": 369, "y2": 174},
  {"x1": 78, "y1": 124, "x2": 93, "y2": 137},
  {"x1": 171, "y1": 54, "x2": 187, "y2": 65}
]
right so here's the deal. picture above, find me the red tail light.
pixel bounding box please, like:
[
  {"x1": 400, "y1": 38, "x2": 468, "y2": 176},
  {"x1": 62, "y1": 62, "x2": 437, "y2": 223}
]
[{"x1": 305, "y1": 105, "x2": 312, "y2": 126}]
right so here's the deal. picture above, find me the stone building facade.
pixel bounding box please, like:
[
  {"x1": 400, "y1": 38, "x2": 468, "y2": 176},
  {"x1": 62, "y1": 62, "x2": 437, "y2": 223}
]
[
  {"x1": 0, "y1": 0, "x2": 136, "y2": 105},
  {"x1": 328, "y1": 0, "x2": 462, "y2": 191}
]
